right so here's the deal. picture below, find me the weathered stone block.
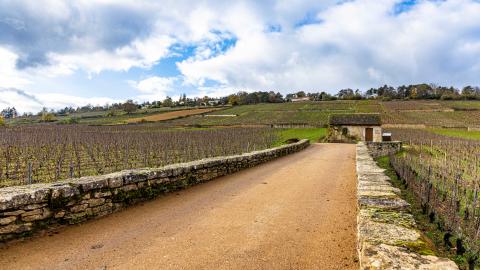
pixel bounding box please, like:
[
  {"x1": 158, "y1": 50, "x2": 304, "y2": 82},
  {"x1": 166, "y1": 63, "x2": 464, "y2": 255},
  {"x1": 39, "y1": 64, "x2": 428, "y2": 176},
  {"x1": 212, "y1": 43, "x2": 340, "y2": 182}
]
[
  {"x1": 94, "y1": 191, "x2": 112, "y2": 198},
  {"x1": 360, "y1": 243, "x2": 457, "y2": 270},
  {"x1": 358, "y1": 196, "x2": 410, "y2": 211},
  {"x1": 123, "y1": 170, "x2": 148, "y2": 184},
  {"x1": 87, "y1": 198, "x2": 105, "y2": 207},
  {"x1": 70, "y1": 204, "x2": 88, "y2": 213},
  {"x1": 0, "y1": 216, "x2": 17, "y2": 225},
  {"x1": 105, "y1": 172, "x2": 124, "y2": 188},
  {"x1": 21, "y1": 208, "x2": 52, "y2": 222},
  {"x1": 149, "y1": 178, "x2": 168, "y2": 186},
  {"x1": 1, "y1": 210, "x2": 25, "y2": 216},
  {"x1": 120, "y1": 184, "x2": 137, "y2": 192},
  {"x1": 50, "y1": 183, "x2": 79, "y2": 200},
  {"x1": 0, "y1": 185, "x2": 51, "y2": 211},
  {"x1": 0, "y1": 223, "x2": 32, "y2": 235},
  {"x1": 23, "y1": 203, "x2": 47, "y2": 210},
  {"x1": 21, "y1": 208, "x2": 42, "y2": 217},
  {"x1": 65, "y1": 212, "x2": 87, "y2": 224},
  {"x1": 91, "y1": 203, "x2": 112, "y2": 215},
  {"x1": 54, "y1": 211, "x2": 66, "y2": 218},
  {"x1": 74, "y1": 176, "x2": 109, "y2": 192}
]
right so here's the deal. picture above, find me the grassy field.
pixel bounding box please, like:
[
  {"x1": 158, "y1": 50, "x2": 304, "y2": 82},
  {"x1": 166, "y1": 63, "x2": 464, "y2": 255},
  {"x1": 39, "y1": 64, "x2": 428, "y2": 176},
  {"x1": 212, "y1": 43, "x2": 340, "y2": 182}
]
[
  {"x1": 428, "y1": 128, "x2": 480, "y2": 140},
  {"x1": 274, "y1": 128, "x2": 327, "y2": 146}
]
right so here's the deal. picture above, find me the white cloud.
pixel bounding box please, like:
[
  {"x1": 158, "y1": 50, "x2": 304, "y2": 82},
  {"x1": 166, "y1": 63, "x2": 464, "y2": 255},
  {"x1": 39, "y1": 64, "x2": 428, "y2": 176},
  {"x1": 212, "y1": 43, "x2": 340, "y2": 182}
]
[
  {"x1": 128, "y1": 76, "x2": 177, "y2": 101},
  {"x1": 47, "y1": 35, "x2": 174, "y2": 75},
  {"x1": 2, "y1": 0, "x2": 480, "y2": 111},
  {"x1": 0, "y1": 47, "x2": 31, "y2": 88},
  {"x1": 178, "y1": 0, "x2": 480, "y2": 91},
  {"x1": 0, "y1": 88, "x2": 41, "y2": 113},
  {"x1": 0, "y1": 88, "x2": 120, "y2": 113}
]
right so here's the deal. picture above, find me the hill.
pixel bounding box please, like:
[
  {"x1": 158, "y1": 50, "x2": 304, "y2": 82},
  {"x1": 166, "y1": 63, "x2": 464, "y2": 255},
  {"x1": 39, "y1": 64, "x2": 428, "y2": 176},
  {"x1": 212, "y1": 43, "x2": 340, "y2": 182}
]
[{"x1": 164, "y1": 100, "x2": 480, "y2": 129}]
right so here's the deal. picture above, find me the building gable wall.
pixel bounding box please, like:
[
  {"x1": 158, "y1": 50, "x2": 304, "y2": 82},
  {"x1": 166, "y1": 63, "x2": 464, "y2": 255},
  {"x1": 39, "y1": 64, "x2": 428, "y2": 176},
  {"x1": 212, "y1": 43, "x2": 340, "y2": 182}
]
[{"x1": 329, "y1": 125, "x2": 382, "y2": 142}]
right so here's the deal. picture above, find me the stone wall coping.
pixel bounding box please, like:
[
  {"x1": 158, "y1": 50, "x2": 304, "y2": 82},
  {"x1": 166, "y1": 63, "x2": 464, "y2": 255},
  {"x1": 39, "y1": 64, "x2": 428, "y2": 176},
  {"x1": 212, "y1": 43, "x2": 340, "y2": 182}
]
[{"x1": 356, "y1": 142, "x2": 458, "y2": 269}]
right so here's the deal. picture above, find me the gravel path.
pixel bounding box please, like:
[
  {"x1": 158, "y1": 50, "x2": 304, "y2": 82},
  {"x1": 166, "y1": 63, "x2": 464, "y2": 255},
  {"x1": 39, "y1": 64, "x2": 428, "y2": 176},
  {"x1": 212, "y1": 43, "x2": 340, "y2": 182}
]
[{"x1": 0, "y1": 143, "x2": 358, "y2": 270}]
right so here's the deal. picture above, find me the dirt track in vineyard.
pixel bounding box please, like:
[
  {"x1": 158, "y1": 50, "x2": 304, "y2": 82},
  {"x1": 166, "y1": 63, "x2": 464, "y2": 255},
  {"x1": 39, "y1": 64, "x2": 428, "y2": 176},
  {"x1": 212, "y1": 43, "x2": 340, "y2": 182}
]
[{"x1": 0, "y1": 143, "x2": 358, "y2": 270}]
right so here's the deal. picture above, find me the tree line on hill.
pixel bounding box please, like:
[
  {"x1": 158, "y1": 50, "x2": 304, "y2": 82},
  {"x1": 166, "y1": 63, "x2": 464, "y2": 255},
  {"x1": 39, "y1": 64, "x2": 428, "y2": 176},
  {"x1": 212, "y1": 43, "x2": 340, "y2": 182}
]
[
  {"x1": 365, "y1": 84, "x2": 480, "y2": 100},
  {"x1": 2, "y1": 84, "x2": 480, "y2": 119}
]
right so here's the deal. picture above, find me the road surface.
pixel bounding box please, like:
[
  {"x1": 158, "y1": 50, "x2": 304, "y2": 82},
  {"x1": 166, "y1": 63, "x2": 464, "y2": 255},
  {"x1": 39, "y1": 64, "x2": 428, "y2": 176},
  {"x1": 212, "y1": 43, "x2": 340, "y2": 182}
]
[{"x1": 0, "y1": 143, "x2": 358, "y2": 270}]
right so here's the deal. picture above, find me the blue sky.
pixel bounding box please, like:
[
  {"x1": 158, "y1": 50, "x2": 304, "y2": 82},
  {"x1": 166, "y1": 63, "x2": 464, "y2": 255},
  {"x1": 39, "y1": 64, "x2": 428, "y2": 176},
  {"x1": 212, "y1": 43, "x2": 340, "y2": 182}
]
[{"x1": 1, "y1": 0, "x2": 480, "y2": 112}]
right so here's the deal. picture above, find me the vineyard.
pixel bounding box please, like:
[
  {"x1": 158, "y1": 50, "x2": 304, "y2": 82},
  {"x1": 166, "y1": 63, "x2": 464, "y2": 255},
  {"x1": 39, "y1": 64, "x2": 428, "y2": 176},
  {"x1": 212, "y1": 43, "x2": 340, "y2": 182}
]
[
  {"x1": 381, "y1": 101, "x2": 480, "y2": 128},
  {"x1": 166, "y1": 100, "x2": 382, "y2": 127},
  {"x1": 158, "y1": 100, "x2": 480, "y2": 129},
  {"x1": 0, "y1": 125, "x2": 277, "y2": 187},
  {"x1": 7, "y1": 100, "x2": 480, "y2": 128},
  {"x1": 388, "y1": 128, "x2": 480, "y2": 267}
]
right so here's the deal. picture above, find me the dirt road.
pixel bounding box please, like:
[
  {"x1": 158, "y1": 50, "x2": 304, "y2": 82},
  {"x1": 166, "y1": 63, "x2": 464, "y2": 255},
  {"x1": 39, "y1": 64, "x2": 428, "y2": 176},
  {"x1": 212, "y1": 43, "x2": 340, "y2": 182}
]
[{"x1": 0, "y1": 144, "x2": 358, "y2": 270}]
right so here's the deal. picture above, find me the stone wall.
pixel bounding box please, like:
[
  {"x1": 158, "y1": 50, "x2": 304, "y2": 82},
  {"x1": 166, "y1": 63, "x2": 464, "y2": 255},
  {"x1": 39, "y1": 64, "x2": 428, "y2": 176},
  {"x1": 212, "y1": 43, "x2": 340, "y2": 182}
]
[
  {"x1": 356, "y1": 142, "x2": 457, "y2": 269},
  {"x1": 271, "y1": 124, "x2": 319, "y2": 128},
  {"x1": 366, "y1": 141, "x2": 403, "y2": 158},
  {"x1": 0, "y1": 140, "x2": 309, "y2": 242}
]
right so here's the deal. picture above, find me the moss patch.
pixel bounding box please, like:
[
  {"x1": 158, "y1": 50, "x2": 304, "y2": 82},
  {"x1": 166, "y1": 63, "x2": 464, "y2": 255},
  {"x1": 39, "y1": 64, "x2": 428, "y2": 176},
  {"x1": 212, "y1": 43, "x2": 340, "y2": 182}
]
[
  {"x1": 394, "y1": 239, "x2": 436, "y2": 256},
  {"x1": 362, "y1": 208, "x2": 416, "y2": 228}
]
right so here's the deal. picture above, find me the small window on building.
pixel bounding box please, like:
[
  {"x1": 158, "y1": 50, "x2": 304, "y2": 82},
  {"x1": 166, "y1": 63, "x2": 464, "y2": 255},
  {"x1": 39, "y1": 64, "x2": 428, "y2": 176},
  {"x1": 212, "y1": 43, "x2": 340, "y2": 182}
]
[{"x1": 342, "y1": 127, "x2": 348, "y2": 136}]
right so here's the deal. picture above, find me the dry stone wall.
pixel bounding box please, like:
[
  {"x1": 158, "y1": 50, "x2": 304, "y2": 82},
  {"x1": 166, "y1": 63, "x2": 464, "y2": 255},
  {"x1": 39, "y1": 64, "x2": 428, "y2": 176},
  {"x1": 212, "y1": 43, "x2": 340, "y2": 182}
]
[
  {"x1": 0, "y1": 140, "x2": 309, "y2": 242},
  {"x1": 356, "y1": 142, "x2": 457, "y2": 269},
  {"x1": 366, "y1": 141, "x2": 403, "y2": 159}
]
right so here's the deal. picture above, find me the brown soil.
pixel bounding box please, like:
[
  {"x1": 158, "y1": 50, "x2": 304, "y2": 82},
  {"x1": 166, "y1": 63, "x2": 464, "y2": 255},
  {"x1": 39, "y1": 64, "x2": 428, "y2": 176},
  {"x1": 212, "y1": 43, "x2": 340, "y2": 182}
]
[
  {"x1": 127, "y1": 108, "x2": 220, "y2": 123},
  {"x1": 0, "y1": 144, "x2": 358, "y2": 270}
]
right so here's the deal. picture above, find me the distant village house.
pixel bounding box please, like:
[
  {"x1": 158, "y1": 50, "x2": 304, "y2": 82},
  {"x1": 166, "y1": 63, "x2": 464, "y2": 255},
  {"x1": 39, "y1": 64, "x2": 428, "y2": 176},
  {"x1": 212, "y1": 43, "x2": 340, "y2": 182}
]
[{"x1": 290, "y1": 97, "x2": 310, "y2": 102}]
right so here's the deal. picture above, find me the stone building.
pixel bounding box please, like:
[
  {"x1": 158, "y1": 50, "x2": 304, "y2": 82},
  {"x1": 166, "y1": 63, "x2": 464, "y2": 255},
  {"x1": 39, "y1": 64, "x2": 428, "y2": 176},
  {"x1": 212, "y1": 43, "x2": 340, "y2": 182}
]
[{"x1": 328, "y1": 114, "x2": 382, "y2": 142}]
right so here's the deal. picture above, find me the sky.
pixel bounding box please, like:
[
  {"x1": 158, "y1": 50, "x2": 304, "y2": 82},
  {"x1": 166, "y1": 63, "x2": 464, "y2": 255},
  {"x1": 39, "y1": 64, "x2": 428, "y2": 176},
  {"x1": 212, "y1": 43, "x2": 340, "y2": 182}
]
[{"x1": 1, "y1": 0, "x2": 480, "y2": 113}]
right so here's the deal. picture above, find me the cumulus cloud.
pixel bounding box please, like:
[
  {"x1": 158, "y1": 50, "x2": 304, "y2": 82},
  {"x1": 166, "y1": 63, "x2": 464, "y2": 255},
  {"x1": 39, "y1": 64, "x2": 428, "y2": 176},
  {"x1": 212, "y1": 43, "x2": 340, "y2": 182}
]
[
  {"x1": 178, "y1": 0, "x2": 480, "y2": 92},
  {"x1": 47, "y1": 34, "x2": 173, "y2": 75},
  {"x1": 128, "y1": 76, "x2": 177, "y2": 101},
  {"x1": 0, "y1": 0, "x2": 334, "y2": 75},
  {"x1": 0, "y1": 47, "x2": 31, "y2": 88},
  {"x1": 1, "y1": 0, "x2": 480, "y2": 112},
  {"x1": 0, "y1": 0, "x2": 160, "y2": 69}
]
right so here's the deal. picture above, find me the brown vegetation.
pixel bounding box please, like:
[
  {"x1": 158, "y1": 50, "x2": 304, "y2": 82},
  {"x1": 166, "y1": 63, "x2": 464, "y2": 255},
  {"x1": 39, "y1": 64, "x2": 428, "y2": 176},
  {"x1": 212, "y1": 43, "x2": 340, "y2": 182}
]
[
  {"x1": 0, "y1": 125, "x2": 276, "y2": 186},
  {"x1": 126, "y1": 108, "x2": 221, "y2": 123}
]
